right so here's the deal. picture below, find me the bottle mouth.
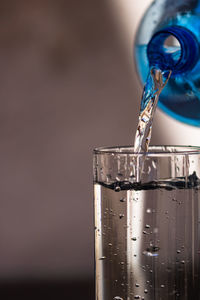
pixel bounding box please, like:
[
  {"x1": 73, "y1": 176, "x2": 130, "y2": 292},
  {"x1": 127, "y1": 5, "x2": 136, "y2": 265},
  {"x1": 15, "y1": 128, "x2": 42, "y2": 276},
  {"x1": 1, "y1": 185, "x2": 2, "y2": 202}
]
[{"x1": 147, "y1": 26, "x2": 199, "y2": 75}]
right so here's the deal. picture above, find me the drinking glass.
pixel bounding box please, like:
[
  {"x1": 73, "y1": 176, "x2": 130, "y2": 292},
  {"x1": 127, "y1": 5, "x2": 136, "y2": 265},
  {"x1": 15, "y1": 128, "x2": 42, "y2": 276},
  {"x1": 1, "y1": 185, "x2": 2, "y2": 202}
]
[{"x1": 93, "y1": 146, "x2": 200, "y2": 300}]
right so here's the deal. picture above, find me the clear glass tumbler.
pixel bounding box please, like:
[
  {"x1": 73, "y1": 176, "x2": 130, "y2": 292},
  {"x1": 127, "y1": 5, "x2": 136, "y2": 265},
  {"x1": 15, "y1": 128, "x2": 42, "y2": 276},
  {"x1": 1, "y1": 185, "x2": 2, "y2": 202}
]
[{"x1": 93, "y1": 146, "x2": 200, "y2": 300}]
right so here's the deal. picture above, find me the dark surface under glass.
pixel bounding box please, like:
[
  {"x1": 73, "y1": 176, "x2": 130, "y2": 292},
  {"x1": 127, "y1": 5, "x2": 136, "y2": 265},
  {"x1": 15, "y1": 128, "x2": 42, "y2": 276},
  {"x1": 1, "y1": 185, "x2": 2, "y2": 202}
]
[{"x1": 0, "y1": 278, "x2": 94, "y2": 300}]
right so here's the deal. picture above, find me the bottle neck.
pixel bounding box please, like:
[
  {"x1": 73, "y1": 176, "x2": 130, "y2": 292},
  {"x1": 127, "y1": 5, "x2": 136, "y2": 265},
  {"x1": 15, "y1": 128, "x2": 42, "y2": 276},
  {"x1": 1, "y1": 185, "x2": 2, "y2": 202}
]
[{"x1": 147, "y1": 26, "x2": 199, "y2": 75}]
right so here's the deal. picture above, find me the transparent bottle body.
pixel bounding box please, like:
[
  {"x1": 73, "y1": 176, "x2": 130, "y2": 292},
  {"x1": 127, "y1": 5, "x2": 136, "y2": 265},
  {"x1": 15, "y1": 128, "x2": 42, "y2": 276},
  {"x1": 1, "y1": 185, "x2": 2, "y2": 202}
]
[{"x1": 94, "y1": 146, "x2": 200, "y2": 300}]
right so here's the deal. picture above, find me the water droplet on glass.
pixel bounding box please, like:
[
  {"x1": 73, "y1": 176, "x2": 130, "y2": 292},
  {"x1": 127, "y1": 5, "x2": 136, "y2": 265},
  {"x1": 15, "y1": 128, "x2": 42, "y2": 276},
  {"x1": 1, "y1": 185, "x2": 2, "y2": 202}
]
[
  {"x1": 120, "y1": 198, "x2": 126, "y2": 203},
  {"x1": 143, "y1": 231, "x2": 149, "y2": 235},
  {"x1": 119, "y1": 214, "x2": 124, "y2": 219},
  {"x1": 106, "y1": 174, "x2": 112, "y2": 181},
  {"x1": 152, "y1": 246, "x2": 160, "y2": 252},
  {"x1": 129, "y1": 175, "x2": 135, "y2": 183},
  {"x1": 181, "y1": 260, "x2": 185, "y2": 264},
  {"x1": 161, "y1": 284, "x2": 165, "y2": 288},
  {"x1": 152, "y1": 160, "x2": 156, "y2": 169},
  {"x1": 147, "y1": 165, "x2": 151, "y2": 174},
  {"x1": 115, "y1": 186, "x2": 121, "y2": 192},
  {"x1": 135, "y1": 283, "x2": 140, "y2": 287},
  {"x1": 120, "y1": 261, "x2": 124, "y2": 265},
  {"x1": 134, "y1": 296, "x2": 140, "y2": 299},
  {"x1": 116, "y1": 173, "x2": 123, "y2": 181},
  {"x1": 113, "y1": 297, "x2": 123, "y2": 300},
  {"x1": 177, "y1": 250, "x2": 181, "y2": 254},
  {"x1": 144, "y1": 289, "x2": 148, "y2": 294},
  {"x1": 145, "y1": 224, "x2": 150, "y2": 229},
  {"x1": 131, "y1": 237, "x2": 137, "y2": 241},
  {"x1": 108, "y1": 243, "x2": 112, "y2": 246},
  {"x1": 146, "y1": 208, "x2": 152, "y2": 213},
  {"x1": 99, "y1": 256, "x2": 106, "y2": 260}
]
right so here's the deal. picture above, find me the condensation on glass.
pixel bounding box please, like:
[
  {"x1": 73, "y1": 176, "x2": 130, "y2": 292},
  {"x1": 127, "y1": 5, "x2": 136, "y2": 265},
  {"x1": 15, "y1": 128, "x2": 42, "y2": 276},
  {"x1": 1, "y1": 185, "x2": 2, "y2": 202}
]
[{"x1": 93, "y1": 146, "x2": 200, "y2": 300}]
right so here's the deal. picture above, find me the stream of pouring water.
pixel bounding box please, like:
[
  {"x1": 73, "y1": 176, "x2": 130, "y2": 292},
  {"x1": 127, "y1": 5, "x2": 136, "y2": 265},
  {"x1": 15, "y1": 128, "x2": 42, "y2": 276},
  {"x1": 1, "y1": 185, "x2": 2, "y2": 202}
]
[{"x1": 134, "y1": 67, "x2": 172, "y2": 153}]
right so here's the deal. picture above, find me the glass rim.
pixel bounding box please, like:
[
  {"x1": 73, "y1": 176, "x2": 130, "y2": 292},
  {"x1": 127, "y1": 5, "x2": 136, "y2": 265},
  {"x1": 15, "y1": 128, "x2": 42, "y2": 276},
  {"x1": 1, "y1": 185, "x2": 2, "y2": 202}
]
[{"x1": 93, "y1": 145, "x2": 200, "y2": 156}]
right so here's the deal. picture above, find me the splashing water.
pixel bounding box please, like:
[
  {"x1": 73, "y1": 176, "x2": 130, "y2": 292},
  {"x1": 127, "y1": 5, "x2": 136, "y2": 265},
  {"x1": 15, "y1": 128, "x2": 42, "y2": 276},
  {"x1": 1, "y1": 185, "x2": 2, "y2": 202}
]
[{"x1": 134, "y1": 68, "x2": 172, "y2": 153}]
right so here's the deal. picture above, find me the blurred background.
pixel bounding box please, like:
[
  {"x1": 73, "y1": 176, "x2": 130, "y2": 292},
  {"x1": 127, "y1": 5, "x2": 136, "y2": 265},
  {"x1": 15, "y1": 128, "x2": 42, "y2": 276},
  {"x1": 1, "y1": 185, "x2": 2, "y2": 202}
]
[{"x1": 1, "y1": 0, "x2": 200, "y2": 299}]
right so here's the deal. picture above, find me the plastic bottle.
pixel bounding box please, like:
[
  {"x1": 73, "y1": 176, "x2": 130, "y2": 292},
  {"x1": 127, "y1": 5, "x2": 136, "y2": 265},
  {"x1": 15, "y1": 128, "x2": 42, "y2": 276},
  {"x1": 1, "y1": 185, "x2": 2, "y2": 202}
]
[{"x1": 135, "y1": 0, "x2": 200, "y2": 126}]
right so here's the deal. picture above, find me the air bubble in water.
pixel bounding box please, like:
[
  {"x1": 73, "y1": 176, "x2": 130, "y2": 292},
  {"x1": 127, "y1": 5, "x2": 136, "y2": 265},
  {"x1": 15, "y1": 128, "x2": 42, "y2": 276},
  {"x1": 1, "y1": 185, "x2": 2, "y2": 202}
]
[{"x1": 143, "y1": 250, "x2": 158, "y2": 257}]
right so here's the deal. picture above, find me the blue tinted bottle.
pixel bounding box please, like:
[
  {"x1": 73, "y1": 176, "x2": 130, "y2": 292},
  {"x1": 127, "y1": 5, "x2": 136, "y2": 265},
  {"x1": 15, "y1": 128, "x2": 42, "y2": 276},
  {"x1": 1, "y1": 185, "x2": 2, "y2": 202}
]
[{"x1": 135, "y1": 0, "x2": 200, "y2": 126}]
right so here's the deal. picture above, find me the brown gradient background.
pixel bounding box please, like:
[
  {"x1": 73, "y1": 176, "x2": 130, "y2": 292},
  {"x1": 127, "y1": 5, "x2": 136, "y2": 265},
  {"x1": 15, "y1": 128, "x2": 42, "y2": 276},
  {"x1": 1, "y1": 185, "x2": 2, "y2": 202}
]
[{"x1": 0, "y1": 0, "x2": 199, "y2": 299}]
